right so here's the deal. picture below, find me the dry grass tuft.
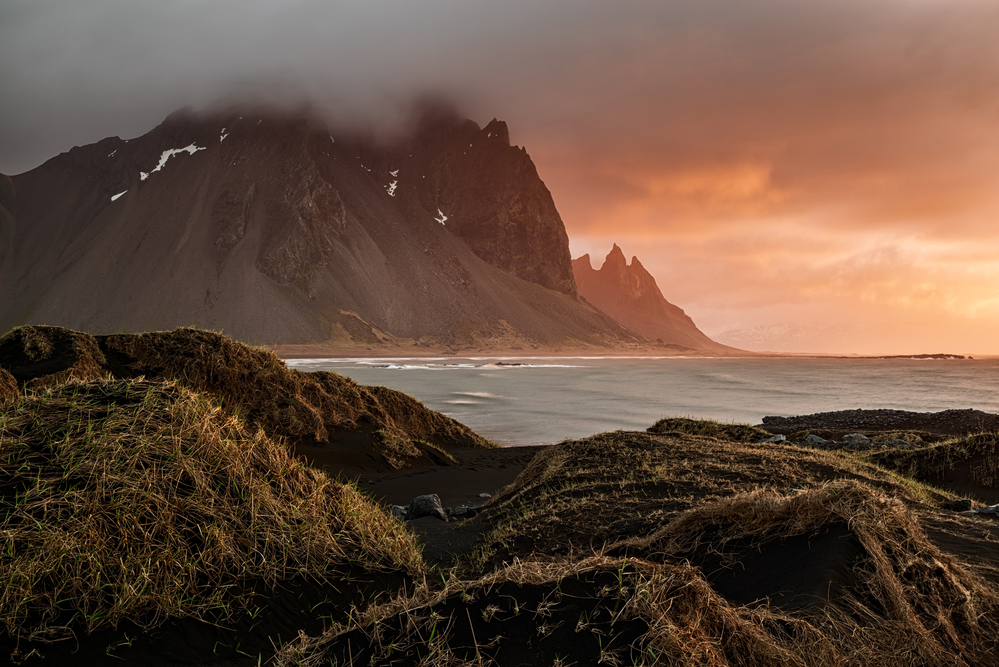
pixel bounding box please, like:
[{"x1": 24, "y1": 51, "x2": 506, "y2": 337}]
[
  {"x1": 0, "y1": 378, "x2": 424, "y2": 642},
  {"x1": 648, "y1": 417, "x2": 773, "y2": 443},
  {"x1": 0, "y1": 368, "x2": 15, "y2": 405},
  {"x1": 0, "y1": 326, "x2": 107, "y2": 390},
  {"x1": 0, "y1": 325, "x2": 494, "y2": 468}
]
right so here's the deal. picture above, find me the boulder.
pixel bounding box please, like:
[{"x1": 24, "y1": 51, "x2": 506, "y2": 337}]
[
  {"x1": 759, "y1": 435, "x2": 787, "y2": 444},
  {"x1": 840, "y1": 433, "x2": 873, "y2": 448},
  {"x1": 963, "y1": 504, "x2": 999, "y2": 517},
  {"x1": 805, "y1": 434, "x2": 833, "y2": 446},
  {"x1": 407, "y1": 494, "x2": 448, "y2": 522}
]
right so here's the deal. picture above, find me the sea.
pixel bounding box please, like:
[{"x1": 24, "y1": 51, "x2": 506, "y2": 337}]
[{"x1": 285, "y1": 356, "x2": 999, "y2": 446}]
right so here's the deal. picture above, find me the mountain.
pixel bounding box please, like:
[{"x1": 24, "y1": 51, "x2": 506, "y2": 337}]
[
  {"x1": 714, "y1": 324, "x2": 871, "y2": 353},
  {"x1": 0, "y1": 106, "x2": 643, "y2": 349},
  {"x1": 572, "y1": 245, "x2": 732, "y2": 351}
]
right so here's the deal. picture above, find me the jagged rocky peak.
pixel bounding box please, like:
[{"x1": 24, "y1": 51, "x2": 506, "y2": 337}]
[{"x1": 573, "y1": 245, "x2": 732, "y2": 352}]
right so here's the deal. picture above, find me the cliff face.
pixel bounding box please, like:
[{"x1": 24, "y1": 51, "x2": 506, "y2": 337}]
[
  {"x1": 573, "y1": 245, "x2": 730, "y2": 351},
  {"x1": 340, "y1": 110, "x2": 577, "y2": 297},
  {"x1": 0, "y1": 108, "x2": 636, "y2": 348}
]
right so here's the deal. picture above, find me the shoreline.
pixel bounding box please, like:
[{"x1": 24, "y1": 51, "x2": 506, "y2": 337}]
[{"x1": 269, "y1": 343, "x2": 994, "y2": 360}]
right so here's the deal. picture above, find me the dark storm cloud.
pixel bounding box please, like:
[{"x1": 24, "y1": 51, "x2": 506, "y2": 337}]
[{"x1": 1, "y1": 0, "x2": 608, "y2": 173}]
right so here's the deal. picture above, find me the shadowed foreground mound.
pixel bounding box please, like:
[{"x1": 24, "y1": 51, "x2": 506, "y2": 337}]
[
  {"x1": 474, "y1": 430, "x2": 946, "y2": 564},
  {"x1": 0, "y1": 325, "x2": 494, "y2": 468},
  {"x1": 272, "y1": 429, "x2": 999, "y2": 666},
  {"x1": 277, "y1": 487, "x2": 999, "y2": 666},
  {"x1": 0, "y1": 379, "x2": 424, "y2": 664}
]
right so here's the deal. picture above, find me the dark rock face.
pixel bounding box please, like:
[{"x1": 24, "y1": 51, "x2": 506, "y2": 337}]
[
  {"x1": 257, "y1": 166, "x2": 346, "y2": 295},
  {"x1": 572, "y1": 245, "x2": 731, "y2": 351},
  {"x1": 343, "y1": 110, "x2": 578, "y2": 296},
  {"x1": 0, "y1": 107, "x2": 638, "y2": 347},
  {"x1": 415, "y1": 117, "x2": 577, "y2": 297},
  {"x1": 0, "y1": 175, "x2": 14, "y2": 267},
  {"x1": 212, "y1": 180, "x2": 256, "y2": 254}
]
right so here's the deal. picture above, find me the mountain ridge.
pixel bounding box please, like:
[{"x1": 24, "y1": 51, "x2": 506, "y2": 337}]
[{"x1": 0, "y1": 107, "x2": 645, "y2": 349}]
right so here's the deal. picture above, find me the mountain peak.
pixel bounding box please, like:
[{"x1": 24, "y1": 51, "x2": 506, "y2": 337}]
[
  {"x1": 0, "y1": 106, "x2": 618, "y2": 346},
  {"x1": 483, "y1": 119, "x2": 510, "y2": 146},
  {"x1": 572, "y1": 245, "x2": 732, "y2": 352},
  {"x1": 603, "y1": 243, "x2": 628, "y2": 271}
]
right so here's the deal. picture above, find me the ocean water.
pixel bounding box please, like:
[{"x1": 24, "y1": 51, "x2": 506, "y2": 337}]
[{"x1": 285, "y1": 357, "x2": 999, "y2": 446}]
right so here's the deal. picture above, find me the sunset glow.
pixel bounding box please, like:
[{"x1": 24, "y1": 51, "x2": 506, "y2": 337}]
[{"x1": 3, "y1": 0, "x2": 998, "y2": 353}]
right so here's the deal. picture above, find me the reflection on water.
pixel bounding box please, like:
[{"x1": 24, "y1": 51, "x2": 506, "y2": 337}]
[{"x1": 287, "y1": 357, "x2": 999, "y2": 446}]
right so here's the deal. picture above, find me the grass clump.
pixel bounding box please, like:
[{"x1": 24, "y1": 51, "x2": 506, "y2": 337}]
[
  {"x1": 648, "y1": 416, "x2": 773, "y2": 442},
  {"x1": 0, "y1": 379, "x2": 424, "y2": 643},
  {"x1": 608, "y1": 481, "x2": 999, "y2": 666}
]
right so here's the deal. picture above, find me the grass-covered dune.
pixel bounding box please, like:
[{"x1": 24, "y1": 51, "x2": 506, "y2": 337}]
[
  {"x1": 868, "y1": 433, "x2": 999, "y2": 505},
  {"x1": 472, "y1": 429, "x2": 951, "y2": 566},
  {"x1": 0, "y1": 325, "x2": 495, "y2": 468},
  {"x1": 0, "y1": 378, "x2": 426, "y2": 662},
  {"x1": 278, "y1": 426, "x2": 999, "y2": 667}
]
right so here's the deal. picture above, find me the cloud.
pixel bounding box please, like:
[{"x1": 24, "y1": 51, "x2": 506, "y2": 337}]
[{"x1": 2, "y1": 0, "x2": 998, "y2": 351}]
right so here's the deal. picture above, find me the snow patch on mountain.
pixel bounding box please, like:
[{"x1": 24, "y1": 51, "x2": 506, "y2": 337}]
[{"x1": 140, "y1": 143, "x2": 206, "y2": 181}]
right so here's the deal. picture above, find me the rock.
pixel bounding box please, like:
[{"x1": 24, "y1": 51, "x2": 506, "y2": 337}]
[
  {"x1": 963, "y1": 504, "x2": 999, "y2": 517},
  {"x1": 390, "y1": 505, "x2": 409, "y2": 520},
  {"x1": 759, "y1": 435, "x2": 787, "y2": 444},
  {"x1": 478, "y1": 492, "x2": 492, "y2": 499},
  {"x1": 805, "y1": 434, "x2": 832, "y2": 446},
  {"x1": 449, "y1": 505, "x2": 484, "y2": 519},
  {"x1": 840, "y1": 433, "x2": 872, "y2": 448},
  {"x1": 888, "y1": 439, "x2": 914, "y2": 449},
  {"x1": 407, "y1": 494, "x2": 448, "y2": 522},
  {"x1": 941, "y1": 499, "x2": 973, "y2": 512}
]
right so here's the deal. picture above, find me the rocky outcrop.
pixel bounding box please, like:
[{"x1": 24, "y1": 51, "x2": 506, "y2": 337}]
[
  {"x1": 211, "y1": 180, "x2": 256, "y2": 254},
  {"x1": 572, "y1": 245, "x2": 731, "y2": 351},
  {"x1": 257, "y1": 165, "x2": 346, "y2": 295},
  {"x1": 760, "y1": 408, "x2": 999, "y2": 437}
]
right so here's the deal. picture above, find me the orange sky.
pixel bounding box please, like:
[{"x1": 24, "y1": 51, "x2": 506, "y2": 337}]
[
  {"x1": 505, "y1": 1, "x2": 999, "y2": 354},
  {"x1": 3, "y1": 0, "x2": 998, "y2": 353}
]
